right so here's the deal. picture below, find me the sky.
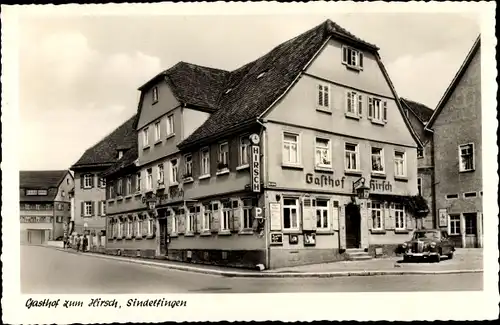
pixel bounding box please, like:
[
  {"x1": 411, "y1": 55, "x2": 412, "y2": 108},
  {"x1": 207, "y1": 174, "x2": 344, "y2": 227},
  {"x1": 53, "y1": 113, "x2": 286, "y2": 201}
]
[{"x1": 17, "y1": 11, "x2": 480, "y2": 171}]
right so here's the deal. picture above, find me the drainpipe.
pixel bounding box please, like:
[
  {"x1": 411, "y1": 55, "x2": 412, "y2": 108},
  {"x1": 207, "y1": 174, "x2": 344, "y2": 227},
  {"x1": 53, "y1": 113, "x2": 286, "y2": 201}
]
[{"x1": 256, "y1": 118, "x2": 270, "y2": 270}]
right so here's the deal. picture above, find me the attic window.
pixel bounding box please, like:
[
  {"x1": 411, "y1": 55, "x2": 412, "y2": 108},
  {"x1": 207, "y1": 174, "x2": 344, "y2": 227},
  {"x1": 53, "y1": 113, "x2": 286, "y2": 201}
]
[
  {"x1": 342, "y1": 45, "x2": 364, "y2": 70},
  {"x1": 224, "y1": 88, "x2": 233, "y2": 94},
  {"x1": 26, "y1": 189, "x2": 37, "y2": 196},
  {"x1": 152, "y1": 87, "x2": 159, "y2": 103},
  {"x1": 118, "y1": 150, "x2": 124, "y2": 159},
  {"x1": 256, "y1": 72, "x2": 267, "y2": 79}
]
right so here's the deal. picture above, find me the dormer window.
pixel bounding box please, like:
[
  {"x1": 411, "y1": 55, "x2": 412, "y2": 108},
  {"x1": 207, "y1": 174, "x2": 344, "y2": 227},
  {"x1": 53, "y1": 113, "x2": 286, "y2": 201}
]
[
  {"x1": 342, "y1": 45, "x2": 364, "y2": 70},
  {"x1": 152, "y1": 86, "x2": 159, "y2": 103},
  {"x1": 256, "y1": 72, "x2": 267, "y2": 79},
  {"x1": 118, "y1": 150, "x2": 124, "y2": 159},
  {"x1": 224, "y1": 88, "x2": 233, "y2": 94}
]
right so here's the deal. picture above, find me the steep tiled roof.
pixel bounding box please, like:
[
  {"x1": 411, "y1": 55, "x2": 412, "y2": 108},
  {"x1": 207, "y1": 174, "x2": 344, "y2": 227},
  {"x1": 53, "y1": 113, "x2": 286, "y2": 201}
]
[
  {"x1": 20, "y1": 170, "x2": 70, "y2": 201},
  {"x1": 71, "y1": 114, "x2": 137, "y2": 170},
  {"x1": 171, "y1": 19, "x2": 378, "y2": 148},
  {"x1": 101, "y1": 145, "x2": 138, "y2": 178},
  {"x1": 400, "y1": 98, "x2": 434, "y2": 123}
]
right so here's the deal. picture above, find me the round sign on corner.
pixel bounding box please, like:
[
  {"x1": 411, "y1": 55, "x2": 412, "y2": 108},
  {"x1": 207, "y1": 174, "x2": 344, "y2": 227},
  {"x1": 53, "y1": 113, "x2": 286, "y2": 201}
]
[{"x1": 249, "y1": 133, "x2": 260, "y2": 145}]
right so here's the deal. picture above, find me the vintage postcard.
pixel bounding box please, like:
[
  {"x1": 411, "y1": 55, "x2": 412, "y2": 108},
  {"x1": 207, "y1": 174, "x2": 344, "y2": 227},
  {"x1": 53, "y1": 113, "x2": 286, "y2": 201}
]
[{"x1": 1, "y1": 1, "x2": 498, "y2": 323}]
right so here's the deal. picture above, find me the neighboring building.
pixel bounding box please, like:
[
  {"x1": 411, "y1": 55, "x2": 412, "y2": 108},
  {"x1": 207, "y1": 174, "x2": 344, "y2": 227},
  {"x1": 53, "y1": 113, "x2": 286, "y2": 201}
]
[
  {"x1": 70, "y1": 114, "x2": 137, "y2": 249},
  {"x1": 104, "y1": 20, "x2": 422, "y2": 269},
  {"x1": 20, "y1": 170, "x2": 74, "y2": 244},
  {"x1": 400, "y1": 98, "x2": 435, "y2": 229},
  {"x1": 425, "y1": 36, "x2": 482, "y2": 248}
]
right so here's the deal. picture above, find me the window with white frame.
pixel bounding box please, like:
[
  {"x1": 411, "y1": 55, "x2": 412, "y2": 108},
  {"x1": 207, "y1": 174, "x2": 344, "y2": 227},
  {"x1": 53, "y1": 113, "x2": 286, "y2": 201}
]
[
  {"x1": 449, "y1": 215, "x2": 460, "y2": 235},
  {"x1": 283, "y1": 198, "x2": 299, "y2": 230},
  {"x1": 221, "y1": 201, "x2": 233, "y2": 231},
  {"x1": 136, "y1": 172, "x2": 141, "y2": 192},
  {"x1": 394, "y1": 203, "x2": 406, "y2": 229},
  {"x1": 371, "y1": 201, "x2": 383, "y2": 230},
  {"x1": 157, "y1": 164, "x2": 164, "y2": 184},
  {"x1": 100, "y1": 201, "x2": 106, "y2": 216},
  {"x1": 117, "y1": 178, "x2": 123, "y2": 196},
  {"x1": 371, "y1": 147, "x2": 385, "y2": 173},
  {"x1": 146, "y1": 168, "x2": 153, "y2": 190},
  {"x1": 35, "y1": 204, "x2": 40, "y2": 210},
  {"x1": 166, "y1": 115, "x2": 174, "y2": 136},
  {"x1": 143, "y1": 128, "x2": 149, "y2": 147},
  {"x1": 38, "y1": 189, "x2": 48, "y2": 195},
  {"x1": 242, "y1": 198, "x2": 254, "y2": 229},
  {"x1": 137, "y1": 218, "x2": 143, "y2": 236},
  {"x1": 459, "y1": 144, "x2": 474, "y2": 172},
  {"x1": 127, "y1": 218, "x2": 132, "y2": 237},
  {"x1": 147, "y1": 217, "x2": 154, "y2": 235},
  {"x1": 417, "y1": 147, "x2": 424, "y2": 159},
  {"x1": 152, "y1": 86, "x2": 159, "y2": 103},
  {"x1": 184, "y1": 155, "x2": 193, "y2": 178},
  {"x1": 170, "y1": 159, "x2": 178, "y2": 183},
  {"x1": 83, "y1": 174, "x2": 93, "y2": 188},
  {"x1": 202, "y1": 204, "x2": 212, "y2": 231},
  {"x1": 99, "y1": 177, "x2": 106, "y2": 188},
  {"x1": 126, "y1": 176, "x2": 132, "y2": 195},
  {"x1": 239, "y1": 136, "x2": 250, "y2": 166},
  {"x1": 315, "y1": 199, "x2": 329, "y2": 229},
  {"x1": 200, "y1": 147, "x2": 210, "y2": 176},
  {"x1": 171, "y1": 213, "x2": 177, "y2": 234},
  {"x1": 345, "y1": 143, "x2": 359, "y2": 171},
  {"x1": 368, "y1": 97, "x2": 387, "y2": 122},
  {"x1": 346, "y1": 91, "x2": 363, "y2": 117},
  {"x1": 283, "y1": 132, "x2": 300, "y2": 165},
  {"x1": 317, "y1": 84, "x2": 330, "y2": 109},
  {"x1": 394, "y1": 151, "x2": 406, "y2": 177},
  {"x1": 154, "y1": 121, "x2": 161, "y2": 142},
  {"x1": 118, "y1": 150, "x2": 124, "y2": 159},
  {"x1": 26, "y1": 189, "x2": 37, "y2": 196},
  {"x1": 417, "y1": 178, "x2": 422, "y2": 196},
  {"x1": 84, "y1": 201, "x2": 93, "y2": 217},
  {"x1": 186, "y1": 207, "x2": 196, "y2": 233},
  {"x1": 218, "y1": 142, "x2": 229, "y2": 169},
  {"x1": 119, "y1": 220, "x2": 124, "y2": 238},
  {"x1": 315, "y1": 138, "x2": 331, "y2": 168},
  {"x1": 342, "y1": 46, "x2": 364, "y2": 70}
]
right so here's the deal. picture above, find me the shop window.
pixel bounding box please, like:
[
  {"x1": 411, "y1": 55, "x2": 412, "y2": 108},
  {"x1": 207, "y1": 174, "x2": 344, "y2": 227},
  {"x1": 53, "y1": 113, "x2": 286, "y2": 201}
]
[
  {"x1": 283, "y1": 198, "x2": 299, "y2": 230},
  {"x1": 371, "y1": 201, "x2": 383, "y2": 230},
  {"x1": 315, "y1": 199, "x2": 329, "y2": 229}
]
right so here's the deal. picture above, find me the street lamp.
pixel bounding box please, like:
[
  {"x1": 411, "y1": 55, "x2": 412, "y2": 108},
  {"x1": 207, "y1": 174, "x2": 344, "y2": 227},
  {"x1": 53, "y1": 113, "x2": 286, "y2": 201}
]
[{"x1": 352, "y1": 177, "x2": 370, "y2": 199}]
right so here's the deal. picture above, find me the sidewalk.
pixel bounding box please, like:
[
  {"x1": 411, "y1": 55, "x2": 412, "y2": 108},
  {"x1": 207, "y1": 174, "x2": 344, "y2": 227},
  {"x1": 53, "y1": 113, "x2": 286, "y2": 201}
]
[{"x1": 51, "y1": 246, "x2": 483, "y2": 278}]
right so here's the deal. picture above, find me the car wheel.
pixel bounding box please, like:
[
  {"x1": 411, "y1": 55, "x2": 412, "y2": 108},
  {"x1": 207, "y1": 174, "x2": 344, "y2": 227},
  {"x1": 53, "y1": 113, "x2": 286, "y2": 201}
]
[
  {"x1": 403, "y1": 255, "x2": 411, "y2": 263},
  {"x1": 447, "y1": 252, "x2": 454, "y2": 260},
  {"x1": 434, "y1": 250, "x2": 441, "y2": 263}
]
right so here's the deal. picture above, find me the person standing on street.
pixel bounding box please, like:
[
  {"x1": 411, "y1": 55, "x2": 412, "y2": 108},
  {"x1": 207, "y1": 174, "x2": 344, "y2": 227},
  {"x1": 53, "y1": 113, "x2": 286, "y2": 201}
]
[
  {"x1": 82, "y1": 235, "x2": 88, "y2": 253},
  {"x1": 76, "y1": 235, "x2": 81, "y2": 252},
  {"x1": 63, "y1": 235, "x2": 68, "y2": 249}
]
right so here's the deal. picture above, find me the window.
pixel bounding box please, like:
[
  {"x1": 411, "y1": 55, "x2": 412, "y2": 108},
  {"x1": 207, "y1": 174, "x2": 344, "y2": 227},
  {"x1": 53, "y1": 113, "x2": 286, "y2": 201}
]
[
  {"x1": 394, "y1": 203, "x2": 406, "y2": 229},
  {"x1": 464, "y1": 192, "x2": 477, "y2": 198},
  {"x1": 146, "y1": 168, "x2": 153, "y2": 190},
  {"x1": 459, "y1": 144, "x2": 474, "y2": 172},
  {"x1": 394, "y1": 151, "x2": 406, "y2": 177},
  {"x1": 171, "y1": 213, "x2": 177, "y2": 234},
  {"x1": 371, "y1": 147, "x2": 385, "y2": 173},
  {"x1": 317, "y1": 84, "x2": 330, "y2": 109},
  {"x1": 200, "y1": 147, "x2": 210, "y2": 176},
  {"x1": 57, "y1": 203, "x2": 63, "y2": 211},
  {"x1": 127, "y1": 219, "x2": 132, "y2": 237},
  {"x1": 449, "y1": 215, "x2": 460, "y2": 235},
  {"x1": 118, "y1": 150, "x2": 123, "y2": 159},
  {"x1": 283, "y1": 132, "x2": 300, "y2": 165},
  {"x1": 346, "y1": 91, "x2": 363, "y2": 117},
  {"x1": 417, "y1": 178, "x2": 422, "y2": 196},
  {"x1": 83, "y1": 174, "x2": 93, "y2": 188},
  {"x1": 117, "y1": 178, "x2": 123, "y2": 196},
  {"x1": 184, "y1": 155, "x2": 193, "y2": 178},
  {"x1": 202, "y1": 204, "x2": 212, "y2": 231},
  {"x1": 120, "y1": 220, "x2": 125, "y2": 238},
  {"x1": 154, "y1": 121, "x2": 161, "y2": 142},
  {"x1": 157, "y1": 164, "x2": 164, "y2": 185},
  {"x1": 101, "y1": 201, "x2": 106, "y2": 216},
  {"x1": 166, "y1": 115, "x2": 174, "y2": 136},
  {"x1": 99, "y1": 177, "x2": 106, "y2": 188},
  {"x1": 315, "y1": 138, "x2": 331, "y2": 168},
  {"x1": 37, "y1": 189, "x2": 48, "y2": 195},
  {"x1": 170, "y1": 159, "x2": 178, "y2": 183},
  {"x1": 142, "y1": 128, "x2": 149, "y2": 147},
  {"x1": 126, "y1": 176, "x2": 132, "y2": 195},
  {"x1": 26, "y1": 189, "x2": 37, "y2": 196},
  {"x1": 136, "y1": 172, "x2": 141, "y2": 192},
  {"x1": 186, "y1": 207, "x2": 196, "y2": 233},
  {"x1": 242, "y1": 198, "x2": 255, "y2": 229},
  {"x1": 368, "y1": 97, "x2": 387, "y2": 123},
  {"x1": 109, "y1": 181, "x2": 115, "y2": 198},
  {"x1": 239, "y1": 136, "x2": 250, "y2": 166},
  {"x1": 417, "y1": 147, "x2": 424, "y2": 159},
  {"x1": 221, "y1": 201, "x2": 233, "y2": 231},
  {"x1": 315, "y1": 199, "x2": 329, "y2": 229},
  {"x1": 84, "y1": 201, "x2": 93, "y2": 217},
  {"x1": 446, "y1": 194, "x2": 459, "y2": 200},
  {"x1": 35, "y1": 204, "x2": 40, "y2": 210},
  {"x1": 218, "y1": 142, "x2": 229, "y2": 169},
  {"x1": 147, "y1": 217, "x2": 154, "y2": 236},
  {"x1": 371, "y1": 201, "x2": 383, "y2": 230},
  {"x1": 345, "y1": 143, "x2": 359, "y2": 171},
  {"x1": 283, "y1": 198, "x2": 299, "y2": 230},
  {"x1": 136, "y1": 218, "x2": 143, "y2": 237},
  {"x1": 342, "y1": 46, "x2": 364, "y2": 69},
  {"x1": 152, "y1": 86, "x2": 159, "y2": 103}
]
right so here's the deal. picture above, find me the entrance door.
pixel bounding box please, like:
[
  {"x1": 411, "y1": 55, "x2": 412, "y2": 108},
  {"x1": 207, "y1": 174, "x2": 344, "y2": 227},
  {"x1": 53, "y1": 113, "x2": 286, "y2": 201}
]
[
  {"x1": 28, "y1": 230, "x2": 43, "y2": 245},
  {"x1": 345, "y1": 203, "x2": 361, "y2": 249},
  {"x1": 159, "y1": 218, "x2": 168, "y2": 255},
  {"x1": 464, "y1": 213, "x2": 478, "y2": 248}
]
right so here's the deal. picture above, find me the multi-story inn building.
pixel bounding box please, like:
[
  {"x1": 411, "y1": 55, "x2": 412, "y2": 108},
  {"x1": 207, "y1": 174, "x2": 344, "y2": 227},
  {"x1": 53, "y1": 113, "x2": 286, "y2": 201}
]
[
  {"x1": 20, "y1": 170, "x2": 74, "y2": 244},
  {"x1": 103, "y1": 20, "x2": 424, "y2": 269},
  {"x1": 425, "y1": 36, "x2": 482, "y2": 248},
  {"x1": 70, "y1": 115, "x2": 136, "y2": 249}
]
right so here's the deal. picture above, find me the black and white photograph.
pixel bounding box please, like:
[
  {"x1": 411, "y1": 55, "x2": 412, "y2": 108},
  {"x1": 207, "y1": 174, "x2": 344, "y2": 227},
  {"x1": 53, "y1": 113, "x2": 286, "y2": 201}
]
[{"x1": 1, "y1": 1, "x2": 498, "y2": 323}]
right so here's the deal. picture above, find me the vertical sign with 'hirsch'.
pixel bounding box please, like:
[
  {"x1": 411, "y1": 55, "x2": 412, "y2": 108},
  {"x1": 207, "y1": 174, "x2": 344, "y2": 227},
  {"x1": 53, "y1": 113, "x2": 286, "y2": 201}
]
[{"x1": 250, "y1": 133, "x2": 261, "y2": 193}]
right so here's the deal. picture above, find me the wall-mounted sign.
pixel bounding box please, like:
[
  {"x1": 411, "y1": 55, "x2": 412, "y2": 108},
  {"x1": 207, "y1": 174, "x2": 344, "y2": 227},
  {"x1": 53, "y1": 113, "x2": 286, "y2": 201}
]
[
  {"x1": 289, "y1": 234, "x2": 299, "y2": 245},
  {"x1": 267, "y1": 182, "x2": 277, "y2": 187},
  {"x1": 438, "y1": 208, "x2": 448, "y2": 228},
  {"x1": 369, "y1": 179, "x2": 393, "y2": 192},
  {"x1": 306, "y1": 173, "x2": 346, "y2": 188},
  {"x1": 269, "y1": 202, "x2": 282, "y2": 231},
  {"x1": 251, "y1": 145, "x2": 261, "y2": 193},
  {"x1": 254, "y1": 207, "x2": 263, "y2": 219},
  {"x1": 20, "y1": 216, "x2": 52, "y2": 223},
  {"x1": 249, "y1": 133, "x2": 260, "y2": 145},
  {"x1": 270, "y1": 232, "x2": 283, "y2": 245},
  {"x1": 304, "y1": 231, "x2": 316, "y2": 246}
]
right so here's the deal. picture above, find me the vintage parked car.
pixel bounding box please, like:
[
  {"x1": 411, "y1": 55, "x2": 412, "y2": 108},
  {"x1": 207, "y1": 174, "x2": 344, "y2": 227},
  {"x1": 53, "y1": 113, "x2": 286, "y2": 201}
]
[{"x1": 400, "y1": 229, "x2": 455, "y2": 263}]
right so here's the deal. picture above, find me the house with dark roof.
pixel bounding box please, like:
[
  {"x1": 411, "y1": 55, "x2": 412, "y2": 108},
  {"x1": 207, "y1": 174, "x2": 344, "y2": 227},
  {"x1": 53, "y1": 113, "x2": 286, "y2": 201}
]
[
  {"x1": 70, "y1": 114, "x2": 137, "y2": 249},
  {"x1": 20, "y1": 170, "x2": 74, "y2": 244},
  {"x1": 424, "y1": 36, "x2": 482, "y2": 248},
  {"x1": 103, "y1": 19, "x2": 423, "y2": 269}
]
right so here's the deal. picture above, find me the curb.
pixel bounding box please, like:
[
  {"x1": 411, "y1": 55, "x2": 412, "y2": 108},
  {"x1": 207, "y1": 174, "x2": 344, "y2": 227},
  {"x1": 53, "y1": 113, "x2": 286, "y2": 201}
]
[{"x1": 51, "y1": 247, "x2": 483, "y2": 278}]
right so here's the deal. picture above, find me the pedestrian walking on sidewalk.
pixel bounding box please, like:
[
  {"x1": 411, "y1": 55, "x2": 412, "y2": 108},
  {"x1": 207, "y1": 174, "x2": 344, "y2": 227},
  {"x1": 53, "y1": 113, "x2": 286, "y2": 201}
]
[
  {"x1": 76, "y1": 235, "x2": 81, "y2": 252},
  {"x1": 63, "y1": 235, "x2": 68, "y2": 249},
  {"x1": 82, "y1": 235, "x2": 88, "y2": 253}
]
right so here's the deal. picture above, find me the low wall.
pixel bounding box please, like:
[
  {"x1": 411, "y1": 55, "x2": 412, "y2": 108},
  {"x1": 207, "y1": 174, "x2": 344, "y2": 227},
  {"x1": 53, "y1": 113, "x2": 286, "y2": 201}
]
[{"x1": 46, "y1": 240, "x2": 64, "y2": 248}]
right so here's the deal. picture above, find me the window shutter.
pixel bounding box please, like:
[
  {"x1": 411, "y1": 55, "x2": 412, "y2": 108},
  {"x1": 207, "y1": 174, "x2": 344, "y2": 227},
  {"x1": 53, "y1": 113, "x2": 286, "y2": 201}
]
[
  {"x1": 167, "y1": 215, "x2": 173, "y2": 235},
  {"x1": 368, "y1": 98, "x2": 373, "y2": 119},
  {"x1": 406, "y1": 211, "x2": 414, "y2": 230},
  {"x1": 346, "y1": 91, "x2": 352, "y2": 113},
  {"x1": 367, "y1": 202, "x2": 372, "y2": 230},
  {"x1": 359, "y1": 52, "x2": 364, "y2": 68},
  {"x1": 342, "y1": 46, "x2": 347, "y2": 63},
  {"x1": 90, "y1": 174, "x2": 95, "y2": 188},
  {"x1": 383, "y1": 101, "x2": 388, "y2": 122},
  {"x1": 332, "y1": 201, "x2": 339, "y2": 231},
  {"x1": 211, "y1": 203, "x2": 220, "y2": 233},
  {"x1": 80, "y1": 202, "x2": 84, "y2": 217},
  {"x1": 232, "y1": 204, "x2": 241, "y2": 232},
  {"x1": 142, "y1": 217, "x2": 149, "y2": 236},
  {"x1": 385, "y1": 202, "x2": 394, "y2": 230},
  {"x1": 358, "y1": 95, "x2": 363, "y2": 117},
  {"x1": 302, "y1": 197, "x2": 315, "y2": 231},
  {"x1": 80, "y1": 175, "x2": 84, "y2": 188},
  {"x1": 318, "y1": 85, "x2": 323, "y2": 107},
  {"x1": 92, "y1": 201, "x2": 96, "y2": 216},
  {"x1": 98, "y1": 201, "x2": 101, "y2": 217},
  {"x1": 195, "y1": 210, "x2": 201, "y2": 234},
  {"x1": 177, "y1": 212, "x2": 185, "y2": 234}
]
